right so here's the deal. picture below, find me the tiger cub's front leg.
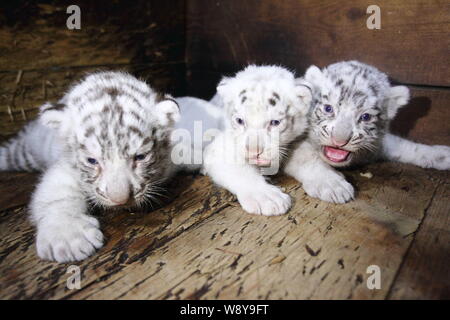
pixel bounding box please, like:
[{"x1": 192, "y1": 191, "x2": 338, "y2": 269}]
[
  {"x1": 284, "y1": 140, "x2": 355, "y2": 204},
  {"x1": 204, "y1": 134, "x2": 291, "y2": 216},
  {"x1": 30, "y1": 162, "x2": 103, "y2": 262}
]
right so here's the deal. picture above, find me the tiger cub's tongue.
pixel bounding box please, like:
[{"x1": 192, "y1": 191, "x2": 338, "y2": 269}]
[{"x1": 324, "y1": 146, "x2": 350, "y2": 162}]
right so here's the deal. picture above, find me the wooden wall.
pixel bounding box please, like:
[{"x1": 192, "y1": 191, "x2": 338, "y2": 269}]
[
  {"x1": 186, "y1": 0, "x2": 450, "y2": 145},
  {"x1": 0, "y1": 0, "x2": 186, "y2": 140},
  {"x1": 1, "y1": 1, "x2": 449, "y2": 145}
]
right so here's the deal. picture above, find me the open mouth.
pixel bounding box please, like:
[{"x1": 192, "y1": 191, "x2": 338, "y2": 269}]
[{"x1": 323, "y1": 146, "x2": 351, "y2": 163}]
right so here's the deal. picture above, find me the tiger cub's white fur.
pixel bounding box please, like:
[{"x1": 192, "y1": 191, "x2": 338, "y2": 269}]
[
  {"x1": 204, "y1": 65, "x2": 312, "y2": 216},
  {"x1": 0, "y1": 72, "x2": 180, "y2": 262},
  {"x1": 285, "y1": 61, "x2": 450, "y2": 203}
]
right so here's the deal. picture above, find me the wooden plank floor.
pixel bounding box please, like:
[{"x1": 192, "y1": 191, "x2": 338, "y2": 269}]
[{"x1": 0, "y1": 162, "x2": 448, "y2": 299}]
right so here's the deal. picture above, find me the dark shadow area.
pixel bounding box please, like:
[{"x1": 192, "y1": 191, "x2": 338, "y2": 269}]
[
  {"x1": 0, "y1": 172, "x2": 40, "y2": 212},
  {"x1": 186, "y1": 15, "x2": 302, "y2": 99},
  {"x1": 390, "y1": 96, "x2": 432, "y2": 137}
]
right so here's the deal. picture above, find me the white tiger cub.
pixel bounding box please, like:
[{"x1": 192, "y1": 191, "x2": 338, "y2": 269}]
[
  {"x1": 285, "y1": 61, "x2": 450, "y2": 203},
  {"x1": 0, "y1": 71, "x2": 180, "y2": 262},
  {"x1": 204, "y1": 65, "x2": 312, "y2": 216}
]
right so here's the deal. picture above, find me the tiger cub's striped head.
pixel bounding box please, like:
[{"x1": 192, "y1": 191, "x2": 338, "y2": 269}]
[
  {"x1": 39, "y1": 72, "x2": 179, "y2": 208},
  {"x1": 216, "y1": 65, "x2": 312, "y2": 168},
  {"x1": 305, "y1": 61, "x2": 410, "y2": 167}
]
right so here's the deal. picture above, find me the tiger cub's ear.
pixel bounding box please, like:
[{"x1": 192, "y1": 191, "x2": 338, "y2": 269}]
[
  {"x1": 216, "y1": 76, "x2": 232, "y2": 98},
  {"x1": 304, "y1": 65, "x2": 325, "y2": 86},
  {"x1": 154, "y1": 98, "x2": 180, "y2": 126},
  {"x1": 385, "y1": 86, "x2": 410, "y2": 119},
  {"x1": 39, "y1": 102, "x2": 67, "y2": 129},
  {"x1": 294, "y1": 78, "x2": 313, "y2": 110}
]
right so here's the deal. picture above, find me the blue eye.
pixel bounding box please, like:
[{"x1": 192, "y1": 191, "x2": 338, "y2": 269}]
[
  {"x1": 87, "y1": 158, "x2": 98, "y2": 165},
  {"x1": 134, "y1": 154, "x2": 146, "y2": 161},
  {"x1": 324, "y1": 104, "x2": 333, "y2": 113},
  {"x1": 236, "y1": 117, "x2": 245, "y2": 125},
  {"x1": 270, "y1": 120, "x2": 281, "y2": 126},
  {"x1": 360, "y1": 113, "x2": 372, "y2": 121}
]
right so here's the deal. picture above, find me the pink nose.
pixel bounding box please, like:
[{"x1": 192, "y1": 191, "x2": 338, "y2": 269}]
[
  {"x1": 246, "y1": 141, "x2": 263, "y2": 156},
  {"x1": 107, "y1": 195, "x2": 129, "y2": 205},
  {"x1": 331, "y1": 136, "x2": 350, "y2": 147},
  {"x1": 105, "y1": 188, "x2": 130, "y2": 205},
  {"x1": 247, "y1": 147, "x2": 263, "y2": 158}
]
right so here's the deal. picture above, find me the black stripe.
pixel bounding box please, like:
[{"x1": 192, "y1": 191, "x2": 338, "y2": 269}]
[{"x1": 128, "y1": 126, "x2": 144, "y2": 138}]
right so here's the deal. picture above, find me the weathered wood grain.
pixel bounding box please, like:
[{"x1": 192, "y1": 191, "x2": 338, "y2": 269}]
[
  {"x1": 0, "y1": 0, "x2": 186, "y2": 140},
  {"x1": 0, "y1": 173, "x2": 235, "y2": 299},
  {"x1": 1, "y1": 164, "x2": 448, "y2": 299},
  {"x1": 0, "y1": 1, "x2": 186, "y2": 71},
  {"x1": 387, "y1": 172, "x2": 450, "y2": 299},
  {"x1": 186, "y1": 0, "x2": 450, "y2": 87}
]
